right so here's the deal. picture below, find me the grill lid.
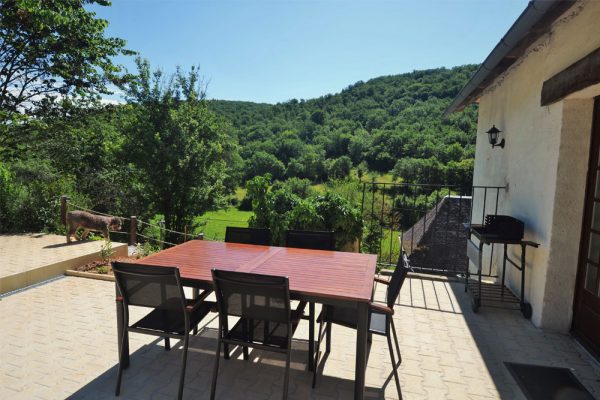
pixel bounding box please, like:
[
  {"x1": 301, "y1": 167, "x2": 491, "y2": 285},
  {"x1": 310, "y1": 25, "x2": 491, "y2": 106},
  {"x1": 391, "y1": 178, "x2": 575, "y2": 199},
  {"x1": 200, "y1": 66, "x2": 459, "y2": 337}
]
[{"x1": 472, "y1": 215, "x2": 524, "y2": 242}]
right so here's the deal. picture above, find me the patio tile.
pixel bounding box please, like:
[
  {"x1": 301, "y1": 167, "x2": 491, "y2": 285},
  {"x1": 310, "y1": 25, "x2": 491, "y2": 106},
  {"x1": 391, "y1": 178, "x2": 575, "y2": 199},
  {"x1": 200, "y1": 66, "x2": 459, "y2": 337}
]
[{"x1": 1, "y1": 275, "x2": 600, "y2": 399}]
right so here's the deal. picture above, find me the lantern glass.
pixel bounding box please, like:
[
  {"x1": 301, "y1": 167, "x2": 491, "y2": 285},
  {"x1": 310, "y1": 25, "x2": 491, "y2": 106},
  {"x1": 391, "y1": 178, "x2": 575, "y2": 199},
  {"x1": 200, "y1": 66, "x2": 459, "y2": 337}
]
[{"x1": 486, "y1": 125, "x2": 501, "y2": 146}]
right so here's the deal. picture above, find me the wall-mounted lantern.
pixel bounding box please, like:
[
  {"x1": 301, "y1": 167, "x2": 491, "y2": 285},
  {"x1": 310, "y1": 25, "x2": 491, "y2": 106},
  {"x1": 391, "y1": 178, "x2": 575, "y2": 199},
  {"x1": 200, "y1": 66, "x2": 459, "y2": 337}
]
[{"x1": 487, "y1": 125, "x2": 505, "y2": 149}]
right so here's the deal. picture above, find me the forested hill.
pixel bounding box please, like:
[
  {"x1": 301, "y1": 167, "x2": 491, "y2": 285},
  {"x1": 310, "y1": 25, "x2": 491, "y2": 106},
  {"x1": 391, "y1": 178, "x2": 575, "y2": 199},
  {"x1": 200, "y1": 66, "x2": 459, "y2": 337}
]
[{"x1": 208, "y1": 64, "x2": 479, "y2": 187}]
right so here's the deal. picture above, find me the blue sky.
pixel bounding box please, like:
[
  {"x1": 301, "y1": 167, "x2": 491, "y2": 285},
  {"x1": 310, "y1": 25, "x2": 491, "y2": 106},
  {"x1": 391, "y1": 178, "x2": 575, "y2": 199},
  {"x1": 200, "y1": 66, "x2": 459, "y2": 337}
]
[{"x1": 93, "y1": 0, "x2": 526, "y2": 104}]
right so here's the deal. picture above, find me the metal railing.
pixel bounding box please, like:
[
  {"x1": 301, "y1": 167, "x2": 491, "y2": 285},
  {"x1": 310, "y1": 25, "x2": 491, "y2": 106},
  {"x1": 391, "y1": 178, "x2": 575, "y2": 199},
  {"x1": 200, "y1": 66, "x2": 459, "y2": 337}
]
[{"x1": 360, "y1": 182, "x2": 506, "y2": 276}]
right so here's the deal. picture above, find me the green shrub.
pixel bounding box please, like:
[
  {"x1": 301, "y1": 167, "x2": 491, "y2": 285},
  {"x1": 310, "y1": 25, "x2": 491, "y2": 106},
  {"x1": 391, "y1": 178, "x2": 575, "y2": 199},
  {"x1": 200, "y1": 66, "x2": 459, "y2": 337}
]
[
  {"x1": 0, "y1": 161, "x2": 89, "y2": 233},
  {"x1": 100, "y1": 240, "x2": 115, "y2": 264},
  {"x1": 362, "y1": 222, "x2": 382, "y2": 255},
  {"x1": 134, "y1": 241, "x2": 159, "y2": 259},
  {"x1": 313, "y1": 193, "x2": 363, "y2": 249},
  {"x1": 14, "y1": 160, "x2": 89, "y2": 233},
  {"x1": 0, "y1": 163, "x2": 17, "y2": 231},
  {"x1": 247, "y1": 175, "x2": 363, "y2": 249},
  {"x1": 272, "y1": 177, "x2": 314, "y2": 198}
]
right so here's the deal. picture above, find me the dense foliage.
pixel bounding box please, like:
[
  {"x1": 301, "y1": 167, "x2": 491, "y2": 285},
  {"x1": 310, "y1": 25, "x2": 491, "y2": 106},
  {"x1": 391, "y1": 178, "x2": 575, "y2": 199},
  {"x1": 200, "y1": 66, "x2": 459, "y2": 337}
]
[
  {"x1": 0, "y1": 60, "x2": 238, "y2": 235},
  {"x1": 0, "y1": 0, "x2": 133, "y2": 154},
  {"x1": 0, "y1": 0, "x2": 479, "y2": 242},
  {"x1": 246, "y1": 174, "x2": 363, "y2": 249},
  {"x1": 122, "y1": 59, "x2": 239, "y2": 239},
  {"x1": 209, "y1": 65, "x2": 478, "y2": 188}
]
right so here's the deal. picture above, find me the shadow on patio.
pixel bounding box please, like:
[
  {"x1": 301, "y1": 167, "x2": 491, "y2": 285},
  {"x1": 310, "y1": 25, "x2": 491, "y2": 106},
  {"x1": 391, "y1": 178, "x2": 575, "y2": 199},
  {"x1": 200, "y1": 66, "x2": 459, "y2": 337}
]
[
  {"x1": 67, "y1": 322, "x2": 389, "y2": 400},
  {"x1": 387, "y1": 275, "x2": 600, "y2": 399}
]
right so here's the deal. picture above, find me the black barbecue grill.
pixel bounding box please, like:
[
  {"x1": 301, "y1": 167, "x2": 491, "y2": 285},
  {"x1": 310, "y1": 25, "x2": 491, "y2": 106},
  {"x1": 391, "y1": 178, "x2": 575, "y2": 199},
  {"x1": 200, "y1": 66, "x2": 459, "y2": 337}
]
[
  {"x1": 472, "y1": 215, "x2": 524, "y2": 242},
  {"x1": 466, "y1": 215, "x2": 538, "y2": 318}
]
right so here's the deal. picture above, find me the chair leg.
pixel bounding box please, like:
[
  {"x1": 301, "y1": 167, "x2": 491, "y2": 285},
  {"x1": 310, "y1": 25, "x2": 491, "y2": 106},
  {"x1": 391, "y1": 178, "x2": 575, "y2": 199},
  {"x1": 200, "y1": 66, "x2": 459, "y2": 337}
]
[
  {"x1": 312, "y1": 319, "x2": 325, "y2": 388},
  {"x1": 115, "y1": 329, "x2": 128, "y2": 396},
  {"x1": 325, "y1": 322, "x2": 332, "y2": 353},
  {"x1": 210, "y1": 339, "x2": 222, "y2": 400},
  {"x1": 177, "y1": 334, "x2": 190, "y2": 400},
  {"x1": 164, "y1": 337, "x2": 171, "y2": 351},
  {"x1": 283, "y1": 349, "x2": 291, "y2": 400},
  {"x1": 390, "y1": 318, "x2": 401, "y2": 364},
  {"x1": 192, "y1": 288, "x2": 200, "y2": 335},
  {"x1": 386, "y1": 332, "x2": 402, "y2": 399},
  {"x1": 243, "y1": 319, "x2": 250, "y2": 361},
  {"x1": 223, "y1": 343, "x2": 230, "y2": 360}
]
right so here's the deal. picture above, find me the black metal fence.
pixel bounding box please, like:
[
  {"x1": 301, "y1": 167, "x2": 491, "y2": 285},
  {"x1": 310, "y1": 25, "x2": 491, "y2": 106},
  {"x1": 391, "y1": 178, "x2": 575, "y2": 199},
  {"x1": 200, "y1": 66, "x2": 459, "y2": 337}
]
[{"x1": 360, "y1": 182, "x2": 505, "y2": 276}]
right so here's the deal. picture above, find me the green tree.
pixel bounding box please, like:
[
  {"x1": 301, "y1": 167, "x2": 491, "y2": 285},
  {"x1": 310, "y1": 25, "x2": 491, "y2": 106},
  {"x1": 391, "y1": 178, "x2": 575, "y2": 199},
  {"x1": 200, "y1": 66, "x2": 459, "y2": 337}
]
[
  {"x1": 207, "y1": 65, "x2": 479, "y2": 187},
  {"x1": 326, "y1": 156, "x2": 352, "y2": 179},
  {"x1": 272, "y1": 177, "x2": 314, "y2": 198},
  {"x1": 245, "y1": 151, "x2": 285, "y2": 180},
  {"x1": 245, "y1": 174, "x2": 271, "y2": 227},
  {"x1": 123, "y1": 58, "x2": 237, "y2": 237},
  {"x1": 0, "y1": 0, "x2": 133, "y2": 114},
  {"x1": 310, "y1": 110, "x2": 325, "y2": 125}
]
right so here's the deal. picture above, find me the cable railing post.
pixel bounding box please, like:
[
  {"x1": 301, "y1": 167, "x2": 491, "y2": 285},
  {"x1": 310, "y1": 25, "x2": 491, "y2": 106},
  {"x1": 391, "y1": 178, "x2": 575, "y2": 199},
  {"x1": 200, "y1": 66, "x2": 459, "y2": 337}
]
[
  {"x1": 60, "y1": 195, "x2": 69, "y2": 226},
  {"x1": 129, "y1": 216, "x2": 137, "y2": 246}
]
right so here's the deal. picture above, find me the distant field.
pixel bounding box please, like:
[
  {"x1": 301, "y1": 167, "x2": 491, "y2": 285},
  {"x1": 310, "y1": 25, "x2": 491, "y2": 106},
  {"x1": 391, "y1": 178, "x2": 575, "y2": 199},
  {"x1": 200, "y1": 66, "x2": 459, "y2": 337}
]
[
  {"x1": 366, "y1": 172, "x2": 396, "y2": 183},
  {"x1": 194, "y1": 208, "x2": 253, "y2": 241},
  {"x1": 378, "y1": 228, "x2": 402, "y2": 266}
]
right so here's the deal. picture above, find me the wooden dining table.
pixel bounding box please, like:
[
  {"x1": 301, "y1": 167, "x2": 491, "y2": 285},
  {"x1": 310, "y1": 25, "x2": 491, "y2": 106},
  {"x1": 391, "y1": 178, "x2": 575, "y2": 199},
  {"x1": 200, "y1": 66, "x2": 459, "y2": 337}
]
[{"x1": 115, "y1": 239, "x2": 377, "y2": 400}]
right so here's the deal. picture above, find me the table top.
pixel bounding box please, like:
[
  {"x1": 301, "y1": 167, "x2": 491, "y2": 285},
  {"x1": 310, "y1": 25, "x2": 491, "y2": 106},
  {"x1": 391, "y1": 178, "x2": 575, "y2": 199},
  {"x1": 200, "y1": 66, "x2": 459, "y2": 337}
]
[{"x1": 136, "y1": 240, "x2": 377, "y2": 303}]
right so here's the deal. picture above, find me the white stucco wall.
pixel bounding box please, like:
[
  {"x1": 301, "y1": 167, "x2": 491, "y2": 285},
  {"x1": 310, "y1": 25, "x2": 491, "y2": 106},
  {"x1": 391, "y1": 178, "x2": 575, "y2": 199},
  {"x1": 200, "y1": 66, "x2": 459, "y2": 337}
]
[{"x1": 472, "y1": 0, "x2": 600, "y2": 330}]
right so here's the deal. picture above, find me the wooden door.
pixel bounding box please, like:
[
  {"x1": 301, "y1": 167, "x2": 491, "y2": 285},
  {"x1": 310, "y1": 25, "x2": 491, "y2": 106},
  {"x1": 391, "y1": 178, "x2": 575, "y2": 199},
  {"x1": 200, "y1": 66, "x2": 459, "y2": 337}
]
[{"x1": 574, "y1": 96, "x2": 600, "y2": 358}]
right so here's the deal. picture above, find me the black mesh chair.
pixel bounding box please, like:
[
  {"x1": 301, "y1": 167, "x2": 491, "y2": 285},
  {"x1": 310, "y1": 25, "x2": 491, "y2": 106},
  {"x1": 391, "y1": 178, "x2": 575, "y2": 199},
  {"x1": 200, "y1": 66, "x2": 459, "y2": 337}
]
[
  {"x1": 312, "y1": 253, "x2": 410, "y2": 398},
  {"x1": 113, "y1": 262, "x2": 215, "y2": 400},
  {"x1": 285, "y1": 229, "x2": 335, "y2": 366},
  {"x1": 285, "y1": 229, "x2": 335, "y2": 250},
  {"x1": 225, "y1": 226, "x2": 272, "y2": 246},
  {"x1": 210, "y1": 269, "x2": 304, "y2": 400}
]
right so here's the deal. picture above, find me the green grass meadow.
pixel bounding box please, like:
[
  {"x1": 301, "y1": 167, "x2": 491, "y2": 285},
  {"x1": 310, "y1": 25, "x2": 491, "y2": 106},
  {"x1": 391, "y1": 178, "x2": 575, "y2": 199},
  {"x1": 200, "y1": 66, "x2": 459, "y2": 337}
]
[
  {"x1": 194, "y1": 208, "x2": 253, "y2": 241},
  {"x1": 378, "y1": 228, "x2": 402, "y2": 266}
]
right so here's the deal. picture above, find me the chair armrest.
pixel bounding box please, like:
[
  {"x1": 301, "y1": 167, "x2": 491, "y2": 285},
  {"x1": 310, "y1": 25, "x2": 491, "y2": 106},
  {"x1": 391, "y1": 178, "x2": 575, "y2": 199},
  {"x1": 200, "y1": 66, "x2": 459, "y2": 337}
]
[
  {"x1": 185, "y1": 294, "x2": 213, "y2": 313},
  {"x1": 374, "y1": 277, "x2": 390, "y2": 285},
  {"x1": 194, "y1": 289, "x2": 213, "y2": 302},
  {"x1": 370, "y1": 302, "x2": 394, "y2": 315}
]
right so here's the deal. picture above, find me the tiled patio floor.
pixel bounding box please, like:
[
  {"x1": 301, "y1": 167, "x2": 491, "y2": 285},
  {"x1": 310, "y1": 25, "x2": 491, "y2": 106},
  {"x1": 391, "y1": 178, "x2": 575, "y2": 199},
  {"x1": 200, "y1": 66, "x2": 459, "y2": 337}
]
[
  {"x1": 0, "y1": 233, "x2": 127, "y2": 295},
  {"x1": 1, "y1": 274, "x2": 599, "y2": 399}
]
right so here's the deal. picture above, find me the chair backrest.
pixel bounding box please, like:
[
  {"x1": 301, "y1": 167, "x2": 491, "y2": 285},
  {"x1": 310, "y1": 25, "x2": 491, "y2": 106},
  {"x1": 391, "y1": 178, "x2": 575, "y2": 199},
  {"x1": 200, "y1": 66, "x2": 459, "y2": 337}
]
[
  {"x1": 211, "y1": 269, "x2": 290, "y2": 325},
  {"x1": 225, "y1": 227, "x2": 272, "y2": 246},
  {"x1": 112, "y1": 262, "x2": 186, "y2": 311},
  {"x1": 285, "y1": 230, "x2": 335, "y2": 251},
  {"x1": 386, "y1": 252, "x2": 411, "y2": 308}
]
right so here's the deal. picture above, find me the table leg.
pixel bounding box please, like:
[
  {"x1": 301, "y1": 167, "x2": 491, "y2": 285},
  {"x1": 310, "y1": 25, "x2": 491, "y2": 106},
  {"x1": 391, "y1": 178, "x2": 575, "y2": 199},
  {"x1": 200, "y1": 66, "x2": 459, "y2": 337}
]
[
  {"x1": 115, "y1": 282, "x2": 129, "y2": 368},
  {"x1": 354, "y1": 302, "x2": 368, "y2": 400},
  {"x1": 308, "y1": 302, "x2": 315, "y2": 372},
  {"x1": 192, "y1": 288, "x2": 199, "y2": 335}
]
